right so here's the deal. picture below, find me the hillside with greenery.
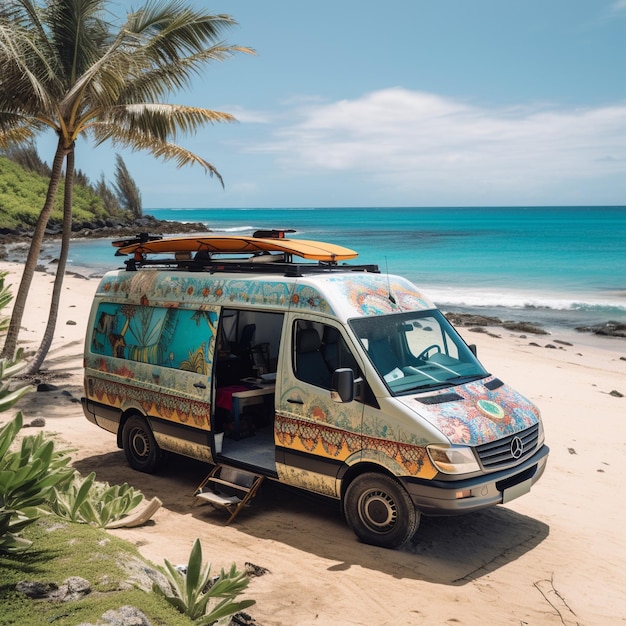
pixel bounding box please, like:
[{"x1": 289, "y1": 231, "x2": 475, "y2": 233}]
[
  {"x1": 0, "y1": 155, "x2": 126, "y2": 230},
  {"x1": 0, "y1": 152, "x2": 208, "y2": 242}
]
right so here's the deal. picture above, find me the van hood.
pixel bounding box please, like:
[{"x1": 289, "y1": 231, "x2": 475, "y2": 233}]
[{"x1": 397, "y1": 376, "x2": 540, "y2": 445}]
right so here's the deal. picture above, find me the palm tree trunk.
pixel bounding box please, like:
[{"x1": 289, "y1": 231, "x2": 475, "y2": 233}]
[
  {"x1": 1, "y1": 138, "x2": 69, "y2": 360},
  {"x1": 24, "y1": 149, "x2": 75, "y2": 375}
]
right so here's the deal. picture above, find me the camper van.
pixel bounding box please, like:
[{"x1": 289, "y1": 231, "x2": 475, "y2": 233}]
[{"x1": 82, "y1": 231, "x2": 548, "y2": 548}]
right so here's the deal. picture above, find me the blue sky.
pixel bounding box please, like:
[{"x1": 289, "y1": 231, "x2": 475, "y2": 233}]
[{"x1": 39, "y1": 0, "x2": 626, "y2": 208}]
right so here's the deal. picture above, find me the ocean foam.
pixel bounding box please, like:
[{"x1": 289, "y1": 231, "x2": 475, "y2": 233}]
[{"x1": 423, "y1": 286, "x2": 626, "y2": 315}]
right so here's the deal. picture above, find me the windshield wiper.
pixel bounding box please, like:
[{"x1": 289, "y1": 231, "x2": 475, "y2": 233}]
[
  {"x1": 393, "y1": 373, "x2": 488, "y2": 395},
  {"x1": 396, "y1": 380, "x2": 451, "y2": 394},
  {"x1": 447, "y1": 374, "x2": 486, "y2": 386}
]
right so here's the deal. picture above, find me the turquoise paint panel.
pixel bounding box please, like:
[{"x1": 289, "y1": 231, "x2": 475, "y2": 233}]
[{"x1": 91, "y1": 303, "x2": 217, "y2": 372}]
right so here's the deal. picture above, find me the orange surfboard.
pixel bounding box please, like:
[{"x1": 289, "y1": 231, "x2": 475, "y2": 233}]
[{"x1": 114, "y1": 235, "x2": 358, "y2": 262}]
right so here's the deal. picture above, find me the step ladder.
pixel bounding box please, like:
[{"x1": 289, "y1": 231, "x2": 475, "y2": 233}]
[{"x1": 193, "y1": 465, "x2": 265, "y2": 524}]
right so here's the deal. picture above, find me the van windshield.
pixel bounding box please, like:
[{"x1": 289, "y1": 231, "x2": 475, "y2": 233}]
[{"x1": 350, "y1": 310, "x2": 488, "y2": 395}]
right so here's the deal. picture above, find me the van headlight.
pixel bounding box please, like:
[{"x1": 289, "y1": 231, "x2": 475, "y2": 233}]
[{"x1": 427, "y1": 445, "x2": 480, "y2": 475}]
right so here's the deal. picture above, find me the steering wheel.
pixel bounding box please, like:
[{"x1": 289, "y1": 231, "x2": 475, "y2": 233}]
[{"x1": 417, "y1": 344, "x2": 441, "y2": 361}]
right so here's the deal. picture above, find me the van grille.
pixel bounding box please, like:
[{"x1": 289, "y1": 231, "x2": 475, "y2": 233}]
[{"x1": 476, "y1": 424, "x2": 540, "y2": 470}]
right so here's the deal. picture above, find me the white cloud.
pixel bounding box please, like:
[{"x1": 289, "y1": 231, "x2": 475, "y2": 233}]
[
  {"x1": 610, "y1": 0, "x2": 626, "y2": 14},
  {"x1": 246, "y1": 88, "x2": 626, "y2": 201},
  {"x1": 221, "y1": 105, "x2": 271, "y2": 124}
]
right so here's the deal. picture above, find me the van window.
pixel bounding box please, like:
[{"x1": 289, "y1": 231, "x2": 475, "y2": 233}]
[
  {"x1": 216, "y1": 309, "x2": 284, "y2": 384},
  {"x1": 293, "y1": 320, "x2": 361, "y2": 389},
  {"x1": 91, "y1": 303, "x2": 217, "y2": 372},
  {"x1": 351, "y1": 310, "x2": 488, "y2": 394}
]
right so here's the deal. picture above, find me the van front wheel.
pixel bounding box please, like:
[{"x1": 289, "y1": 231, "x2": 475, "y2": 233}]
[
  {"x1": 122, "y1": 415, "x2": 162, "y2": 473},
  {"x1": 344, "y1": 473, "x2": 419, "y2": 548}
]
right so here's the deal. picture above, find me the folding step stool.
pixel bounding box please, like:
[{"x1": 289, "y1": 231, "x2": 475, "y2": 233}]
[{"x1": 193, "y1": 465, "x2": 264, "y2": 524}]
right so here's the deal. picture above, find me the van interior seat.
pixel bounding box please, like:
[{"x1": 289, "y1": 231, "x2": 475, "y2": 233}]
[
  {"x1": 238, "y1": 324, "x2": 256, "y2": 353},
  {"x1": 321, "y1": 326, "x2": 340, "y2": 371},
  {"x1": 367, "y1": 336, "x2": 399, "y2": 376},
  {"x1": 296, "y1": 328, "x2": 331, "y2": 388},
  {"x1": 322, "y1": 326, "x2": 360, "y2": 376}
]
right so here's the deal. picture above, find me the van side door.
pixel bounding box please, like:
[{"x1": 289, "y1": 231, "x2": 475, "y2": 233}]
[{"x1": 274, "y1": 316, "x2": 365, "y2": 498}]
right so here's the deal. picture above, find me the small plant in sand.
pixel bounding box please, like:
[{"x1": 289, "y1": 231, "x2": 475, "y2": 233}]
[
  {"x1": 0, "y1": 414, "x2": 75, "y2": 553},
  {"x1": 0, "y1": 272, "x2": 12, "y2": 334},
  {"x1": 49, "y1": 471, "x2": 144, "y2": 527},
  {"x1": 153, "y1": 537, "x2": 255, "y2": 624}
]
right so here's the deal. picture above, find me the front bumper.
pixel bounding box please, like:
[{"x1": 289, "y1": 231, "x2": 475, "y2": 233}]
[{"x1": 402, "y1": 444, "x2": 549, "y2": 515}]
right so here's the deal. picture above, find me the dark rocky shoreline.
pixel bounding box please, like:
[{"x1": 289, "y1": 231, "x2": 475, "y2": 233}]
[
  {"x1": 0, "y1": 213, "x2": 209, "y2": 246},
  {"x1": 445, "y1": 312, "x2": 626, "y2": 340}
]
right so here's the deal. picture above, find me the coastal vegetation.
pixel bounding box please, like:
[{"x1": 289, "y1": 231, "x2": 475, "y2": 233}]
[
  {"x1": 0, "y1": 0, "x2": 253, "y2": 373},
  {"x1": 0, "y1": 273, "x2": 146, "y2": 552},
  {"x1": 0, "y1": 150, "x2": 206, "y2": 240},
  {"x1": 0, "y1": 276, "x2": 256, "y2": 625},
  {"x1": 112, "y1": 154, "x2": 142, "y2": 220},
  {"x1": 0, "y1": 153, "x2": 127, "y2": 231},
  {"x1": 0, "y1": 517, "x2": 195, "y2": 626}
]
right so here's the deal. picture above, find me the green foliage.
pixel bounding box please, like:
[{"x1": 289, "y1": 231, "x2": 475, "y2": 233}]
[
  {"x1": 49, "y1": 471, "x2": 144, "y2": 527},
  {"x1": 0, "y1": 516, "x2": 197, "y2": 626},
  {"x1": 113, "y1": 154, "x2": 142, "y2": 218},
  {"x1": 95, "y1": 173, "x2": 121, "y2": 213},
  {"x1": 0, "y1": 273, "x2": 11, "y2": 334},
  {"x1": 0, "y1": 272, "x2": 31, "y2": 408},
  {"x1": 0, "y1": 360, "x2": 30, "y2": 412},
  {"x1": 0, "y1": 503, "x2": 36, "y2": 553},
  {"x1": 0, "y1": 156, "x2": 115, "y2": 228},
  {"x1": 0, "y1": 414, "x2": 74, "y2": 553},
  {"x1": 0, "y1": 263, "x2": 73, "y2": 554},
  {"x1": 3, "y1": 144, "x2": 51, "y2": 177},
  {"x1": 154, "y1": 538, "x2": 255, "y2": 624},
  {"x1": 0, "y1": 275, "x2": 30, "y2": 409}
]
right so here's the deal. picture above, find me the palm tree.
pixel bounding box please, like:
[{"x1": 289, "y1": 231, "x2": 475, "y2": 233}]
[
  {"x1": 0, "y1": 0, "x2": 252, "y2": 369},
  {"x1": 113, "y1": 154, "x2": 142, "y2": 219}
]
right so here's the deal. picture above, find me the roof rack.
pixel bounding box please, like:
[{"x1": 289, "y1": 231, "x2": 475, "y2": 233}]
[
  {"x1": 114, "y1": 231, "x2": 380, "y2": 276},
  {"x1": 123, "y1": 256, "x2": 380, "y2": 276}
]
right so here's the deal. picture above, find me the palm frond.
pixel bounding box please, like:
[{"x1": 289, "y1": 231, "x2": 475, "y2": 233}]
[
  {"x1": 0, "y1": 126, "x2": 36, "y2": 150},
  {"x1": 117, "y1": 137, "x2": 224, "y2": 185},
  {"x1": 46, "y1": 0, "x2": 110, "y2": 82},
  {"x1": 117, "y1": 43, "x2": 255, "y2": 105},
  {"x1": 92, "y1": 103, "x2": 235, "y2": 142},
  {"x1": 126, "y1": 2, "x2": 238, "y2": 55},
  {"x1": 2, "y1": 0, "x2": 251, "y2": 188},
  {"x1": 0, "y1": 23, "x2": 58, "y2": 111}
]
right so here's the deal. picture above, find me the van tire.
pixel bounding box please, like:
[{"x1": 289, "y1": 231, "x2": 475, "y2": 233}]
[
  {"x1": 344, "y1": 472, "x2": 419, "y2": 548},
  {"x1": 122, "y1": 415, "x2": 163, "y2": 473}
]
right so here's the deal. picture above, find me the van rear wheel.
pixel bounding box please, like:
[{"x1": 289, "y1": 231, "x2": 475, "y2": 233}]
[
  {"x1": 344, "y1": 472, "x2": 419, "y2": 548},
  {"x1": 122, "y1": 415, "x2": 163, "y2": 473}
]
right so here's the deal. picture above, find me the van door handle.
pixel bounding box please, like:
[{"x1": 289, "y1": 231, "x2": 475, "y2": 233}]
[
  {"x1": 287, "y1": 398, "x2": 304, "y2": 405},
  {"x1": 194, "y1": 382, "x2": 207, "y2": 389}
]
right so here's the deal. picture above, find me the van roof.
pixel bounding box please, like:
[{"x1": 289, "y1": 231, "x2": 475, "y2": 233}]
[
  {"x1": 102, "y1": 232, "x2": 435, "y2": 319},
  {"x1": 95, "y1": 269, "x2": 435, "y2": 321}
]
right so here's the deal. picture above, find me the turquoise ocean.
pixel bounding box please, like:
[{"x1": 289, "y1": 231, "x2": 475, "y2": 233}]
[{"x1": 58, "y1": 206, "x2": 626, "y2": 333}]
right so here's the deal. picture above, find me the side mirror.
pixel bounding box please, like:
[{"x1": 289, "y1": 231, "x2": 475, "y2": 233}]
[
  {"x1": 331, "y1": 368, "x2": 354, "y2": 403},
  {"x1": 469, "y1": 344, "x2": 477, "y2": 357}
]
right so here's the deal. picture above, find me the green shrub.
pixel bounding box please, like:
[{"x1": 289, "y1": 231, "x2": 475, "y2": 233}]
[
  {"x1": 49, "y1": 471, "x2": 144, "y2": 527},
  {"x1": 0, "y1": 414, "x2": 74, "y2": 553},
  {"x1": 0, "y1": 272, "x2": 14, "y2": 335},
  {"x1": 0, "y1": 274, "x2": 39, "y2": 553},
  {"x1": 154, "y1": 537, "x2": 255, "y2": 624}
]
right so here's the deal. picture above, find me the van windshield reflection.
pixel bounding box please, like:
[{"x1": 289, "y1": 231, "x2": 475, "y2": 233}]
[{"x1": 350, "y1": 311, "x2": 488, "y2": 395}]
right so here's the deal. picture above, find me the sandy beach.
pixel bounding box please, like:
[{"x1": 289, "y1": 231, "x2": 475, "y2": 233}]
[{"x1": 3, "y1": 260, "x2": 626, "y2": 626}]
